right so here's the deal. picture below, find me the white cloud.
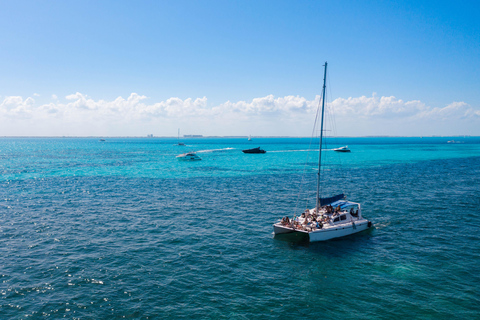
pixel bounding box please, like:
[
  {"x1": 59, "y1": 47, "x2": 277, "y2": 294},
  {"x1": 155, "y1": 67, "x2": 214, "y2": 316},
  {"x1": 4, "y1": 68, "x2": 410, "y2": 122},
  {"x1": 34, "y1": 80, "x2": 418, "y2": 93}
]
[
  {"x1": 228, "y1": 95, "x2": 312, "y2": 115},
  {"x1": 330, "y1": 94, "x2": 429, "y2": 119},
  {"x1": 0, "y1": 96, "x2": 35, "y2": 118},
  {"x1": 417, "y1": 101, "x2": 480, "y2": 120},
  {"x1": 144, "y1": 96, "x2": 208, "y2": 118},
  {"x1": 0, "y1": 93, "x2": 478, "y2": 136}
]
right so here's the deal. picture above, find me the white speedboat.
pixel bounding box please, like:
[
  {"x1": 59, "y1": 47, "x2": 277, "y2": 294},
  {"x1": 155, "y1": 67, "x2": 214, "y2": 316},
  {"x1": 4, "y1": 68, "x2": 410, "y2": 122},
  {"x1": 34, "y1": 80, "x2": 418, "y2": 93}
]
[
  {"x1": 334, "y1": 146, "x2": 350, "y2": 152},
  {"x1": 273, "y1": 62, "x2": 372, "y2": 242},
  {"x1": 176, "y1": 152, "x2": 201, "y2": 160}
]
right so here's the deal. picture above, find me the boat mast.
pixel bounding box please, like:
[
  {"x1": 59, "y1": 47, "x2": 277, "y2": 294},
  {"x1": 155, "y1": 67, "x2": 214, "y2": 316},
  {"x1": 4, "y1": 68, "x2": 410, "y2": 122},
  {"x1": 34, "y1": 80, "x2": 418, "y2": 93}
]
[{"x1": 316, "y1": 62, "x2": 327, "y2": 212}]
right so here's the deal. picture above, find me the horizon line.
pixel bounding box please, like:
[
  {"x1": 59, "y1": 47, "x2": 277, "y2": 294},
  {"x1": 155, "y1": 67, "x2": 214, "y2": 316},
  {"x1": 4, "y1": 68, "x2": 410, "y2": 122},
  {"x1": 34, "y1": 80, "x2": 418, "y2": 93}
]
[{"x1": 0, "y1": 135, "x2": 477, "y2": 139}]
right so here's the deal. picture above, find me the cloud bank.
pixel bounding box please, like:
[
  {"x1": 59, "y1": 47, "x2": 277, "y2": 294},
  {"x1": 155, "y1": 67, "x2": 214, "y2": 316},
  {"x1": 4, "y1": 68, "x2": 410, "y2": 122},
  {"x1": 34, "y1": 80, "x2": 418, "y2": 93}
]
[{"x1": 0, "y1": 93, "x2": 478, "y2": 136}]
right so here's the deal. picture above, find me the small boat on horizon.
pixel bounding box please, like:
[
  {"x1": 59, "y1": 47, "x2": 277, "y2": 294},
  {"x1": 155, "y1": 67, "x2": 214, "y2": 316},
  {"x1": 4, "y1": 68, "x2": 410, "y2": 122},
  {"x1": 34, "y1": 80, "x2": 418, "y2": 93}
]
[
  {"x1": 333, "y1": 146, "x2": 350, "y2": 152},
  {"x1": 242, "y1": 147, "x2": 266, "y2": 154},
  {"x1": 177, "y1": 129, "x2": 185, "y2": 146},
  {"x1": 176, "y1": 152, "x2": 201, "y2": 161}
]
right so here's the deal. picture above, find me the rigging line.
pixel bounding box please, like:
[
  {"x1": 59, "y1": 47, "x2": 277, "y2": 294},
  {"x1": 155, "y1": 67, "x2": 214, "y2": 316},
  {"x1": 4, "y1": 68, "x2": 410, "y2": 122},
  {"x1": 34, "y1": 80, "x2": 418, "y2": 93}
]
[
  {"x1": 326, "y1": 71, "x2": 347, "y2": 193},
  {"x1": 294, "y1": 90, "x2": 322, "y2": 216},
  {"x1": 312, "y1": 85, "x2": 325, "y2": 210},
  {"x1": 308, "y1": 91, "x2": 324, "y2": 208},
  {"x1": 321, "y1": 67, "x2": 347, "y2": 197},
  {"x1": 318, "y1": 63, "x2": 328, "y2": 206},
  {"x1": 294, "y1": 136, "x2": 314, "y2": 216},
  {"x1": 319, "y1": 98, "x2": 326, "y2": 198},
  {"x1": 319, "y1": 65, "x2": 332, "y2": 200}
]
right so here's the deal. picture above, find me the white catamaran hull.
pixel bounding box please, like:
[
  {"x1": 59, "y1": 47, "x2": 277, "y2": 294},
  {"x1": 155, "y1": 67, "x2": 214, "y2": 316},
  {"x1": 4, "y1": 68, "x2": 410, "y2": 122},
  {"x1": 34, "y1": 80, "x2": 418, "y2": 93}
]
[
  {"x1": 309, "y1": 221, "x2": 370, "y2": 242},
  {"x1": 273, "y1": 219, "x2": 371, "y2": 242}
]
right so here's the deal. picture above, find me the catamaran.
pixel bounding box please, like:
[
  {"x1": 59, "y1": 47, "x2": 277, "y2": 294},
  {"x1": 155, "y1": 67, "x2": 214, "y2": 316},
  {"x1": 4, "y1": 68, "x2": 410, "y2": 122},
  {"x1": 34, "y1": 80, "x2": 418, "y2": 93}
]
[{"x1": 273, "y1": 62, "x2": 372, "y2": 242}]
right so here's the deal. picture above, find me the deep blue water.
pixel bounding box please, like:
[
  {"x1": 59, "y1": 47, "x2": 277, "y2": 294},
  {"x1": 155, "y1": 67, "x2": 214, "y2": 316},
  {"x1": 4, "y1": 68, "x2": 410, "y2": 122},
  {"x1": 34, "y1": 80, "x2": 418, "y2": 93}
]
[{"x1": 1, "y1": 137, "x2": 479, "y2": 319}]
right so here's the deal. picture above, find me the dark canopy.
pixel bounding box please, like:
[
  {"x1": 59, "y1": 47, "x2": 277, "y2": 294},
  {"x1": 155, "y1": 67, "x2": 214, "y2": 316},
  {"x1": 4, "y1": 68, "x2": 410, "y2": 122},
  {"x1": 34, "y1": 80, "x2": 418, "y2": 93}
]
[{"x1": 319, "y1": 193, "x2": 345, "y2": 206}]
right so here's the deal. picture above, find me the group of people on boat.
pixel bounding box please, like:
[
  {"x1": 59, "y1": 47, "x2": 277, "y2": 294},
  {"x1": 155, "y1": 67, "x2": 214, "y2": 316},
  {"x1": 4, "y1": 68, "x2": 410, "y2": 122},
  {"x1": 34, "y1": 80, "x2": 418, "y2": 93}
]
[
  {"x1": 280, "y1": 208, "x2": 330, "y2": 231},
  {"x1": 280, "y1": 214, "x2": 322, "y2": 232},
  {"x1": 325, "y1": 204, "x2": 339, "y2": 214},
  {"x1": 279, "y1": 204, "x2": 359, "y2": 232}
]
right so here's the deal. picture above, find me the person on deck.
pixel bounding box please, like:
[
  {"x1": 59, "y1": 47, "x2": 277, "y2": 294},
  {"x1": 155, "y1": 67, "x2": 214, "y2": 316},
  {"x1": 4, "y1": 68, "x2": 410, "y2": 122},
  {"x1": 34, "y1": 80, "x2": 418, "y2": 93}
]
[{"x1": 326, "y1": 205, "x2": 332, "y2": 214}]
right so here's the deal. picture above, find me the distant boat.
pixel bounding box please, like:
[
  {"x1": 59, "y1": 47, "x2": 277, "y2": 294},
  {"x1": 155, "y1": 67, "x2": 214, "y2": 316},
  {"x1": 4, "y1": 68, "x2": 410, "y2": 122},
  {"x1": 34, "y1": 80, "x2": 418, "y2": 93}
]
[
  {"x1": 176, "y1": 152, "x2": 201, "y2": 161},
  {"x1": 273, "y1": 62, "x2": 371, "y2": 242},
  {"x1": 242, "y1": 147, "x2": 266, "y2": 154},
  {"x1": 99, "y1": 139, "x2": 105, "y2": 142},
  {"x1": 333, "y1": 146, "x2": 350, "y2": 152},
  {"x1": 248, "y1": 135, "x2": 252, "y2": 141},
  {"x1": 177, "y1": 129, "x2": 185, "y2": 146}
]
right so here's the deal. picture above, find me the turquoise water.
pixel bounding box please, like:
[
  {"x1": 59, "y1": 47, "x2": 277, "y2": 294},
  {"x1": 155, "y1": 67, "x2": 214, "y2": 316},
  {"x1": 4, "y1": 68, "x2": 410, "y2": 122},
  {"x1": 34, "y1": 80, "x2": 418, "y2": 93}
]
[{"x1": 1, "y1": 137, "x2": 479, "y2": 319}]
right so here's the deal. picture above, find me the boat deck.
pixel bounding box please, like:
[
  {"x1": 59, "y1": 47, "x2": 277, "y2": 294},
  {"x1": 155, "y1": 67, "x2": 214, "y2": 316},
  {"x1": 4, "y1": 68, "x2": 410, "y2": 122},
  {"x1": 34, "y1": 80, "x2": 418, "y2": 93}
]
[{"x1": 273, "y1": 202, "x2": 371, "y2": 241}]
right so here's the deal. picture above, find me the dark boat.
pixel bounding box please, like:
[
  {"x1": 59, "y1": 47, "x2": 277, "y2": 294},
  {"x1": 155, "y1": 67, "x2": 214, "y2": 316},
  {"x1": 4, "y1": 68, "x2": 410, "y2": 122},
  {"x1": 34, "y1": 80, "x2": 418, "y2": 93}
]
[
  {"x1": 242, "y1": 147, "x2": 266, "y2": 154},
  {"x1": 333, "y1": 146, "x2": 350, "y2": 152}
]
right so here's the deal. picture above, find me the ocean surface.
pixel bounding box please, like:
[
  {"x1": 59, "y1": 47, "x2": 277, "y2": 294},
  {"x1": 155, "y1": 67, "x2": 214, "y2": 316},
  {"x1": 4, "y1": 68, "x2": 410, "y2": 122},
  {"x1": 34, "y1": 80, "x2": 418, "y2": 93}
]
[{"x1": 1, "y1": 136, "x2": 479, "y2": 319}]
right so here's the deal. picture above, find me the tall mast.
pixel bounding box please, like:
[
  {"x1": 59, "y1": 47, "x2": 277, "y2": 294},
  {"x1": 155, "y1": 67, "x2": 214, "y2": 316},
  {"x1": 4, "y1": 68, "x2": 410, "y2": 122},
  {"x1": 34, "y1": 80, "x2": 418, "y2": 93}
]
[{"x1": 316, "y1": 62, "x2": 327, "y2": 211}]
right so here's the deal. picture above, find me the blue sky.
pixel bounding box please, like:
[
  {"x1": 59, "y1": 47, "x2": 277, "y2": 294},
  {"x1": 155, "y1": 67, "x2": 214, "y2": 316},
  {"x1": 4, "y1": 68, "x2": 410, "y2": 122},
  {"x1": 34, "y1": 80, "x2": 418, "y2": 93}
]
[{"x1": 1, "y1": 0, "x2": 479, "y2": 136}]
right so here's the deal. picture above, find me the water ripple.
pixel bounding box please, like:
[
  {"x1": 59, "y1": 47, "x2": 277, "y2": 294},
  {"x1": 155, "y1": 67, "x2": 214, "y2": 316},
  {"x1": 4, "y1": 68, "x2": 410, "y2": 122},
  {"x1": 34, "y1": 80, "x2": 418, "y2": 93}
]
[{"x1": 1, "y1": 139, "x2": 479, "y2": 318}]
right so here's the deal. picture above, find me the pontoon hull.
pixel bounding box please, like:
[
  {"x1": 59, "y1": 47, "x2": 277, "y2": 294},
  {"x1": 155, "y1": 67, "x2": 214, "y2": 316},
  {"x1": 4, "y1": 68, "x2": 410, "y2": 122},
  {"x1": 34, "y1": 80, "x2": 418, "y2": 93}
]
[
  {"x1": 273, "y1": 224, "x2": 307, "y2": 235},
  {"x1": 273, "y1": 220, "x2": 371, "y2": 242},
  {"x1": 308, "y1": 221, "x2": 370, "y2": 242}
]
